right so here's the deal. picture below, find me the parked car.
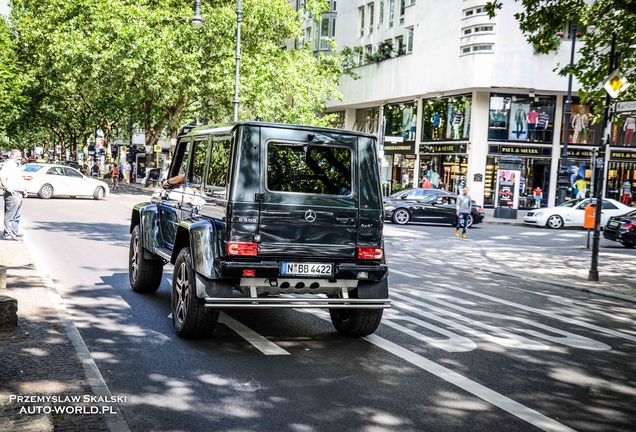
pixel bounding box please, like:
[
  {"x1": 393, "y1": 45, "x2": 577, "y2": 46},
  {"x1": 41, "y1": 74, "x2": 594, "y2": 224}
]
[
  {"x1": 128, "y1": 122, "x2": 390, "y2": 339},
  {"x1": 383, "y1": 188, "x2": 452, "y2": 204},
  {"x1": 20, "y1": 163, "x2": 109, "y2": 200},
  {"x1": 603, "y1": 209, "x2": 636, "y2": 248},
  {"x1": 523, "y1": 198, "x2": 632, "y2": 229},
  {"x1": 384, "y1": 192, "x2": 485, "y2": 226}
]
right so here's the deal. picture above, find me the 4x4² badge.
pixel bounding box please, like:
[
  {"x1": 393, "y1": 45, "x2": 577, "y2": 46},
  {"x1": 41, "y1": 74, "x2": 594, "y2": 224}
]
[{"x1": 304, "y1": 210, "x2": 316, "y2": 222}]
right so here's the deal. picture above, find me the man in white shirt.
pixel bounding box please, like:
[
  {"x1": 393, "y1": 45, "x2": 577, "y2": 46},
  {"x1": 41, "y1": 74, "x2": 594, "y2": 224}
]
[{"x1": 0, "y1": 149, "x2": 27, "y2": 240}]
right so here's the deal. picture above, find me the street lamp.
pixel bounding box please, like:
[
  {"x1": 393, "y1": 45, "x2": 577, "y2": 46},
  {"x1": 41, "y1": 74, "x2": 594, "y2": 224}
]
[
  {"x1": 192, "y1": 1, "x2": 242, "y2": 122},
  {"x1": 557, "y1": 21, "x2": 580, "y2": 205}
]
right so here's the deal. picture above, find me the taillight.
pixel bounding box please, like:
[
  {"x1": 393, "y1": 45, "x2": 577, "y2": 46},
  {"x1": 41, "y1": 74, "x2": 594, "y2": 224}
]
[
  {"x1": 624, "y1": 222, "x2": 635, "y2": 230},
  {"x1": 242, "y1": 269, "x2": 256, "y2": 277},
  {"x1": 226, "y1": 242, "x2": 258, "y2": 256},
  {"x1": 357, "y1": 247, "x2": 384, "y2": 260},
  {"x1": 477, "y1": 207, "x2": 484, "y2": 213}
]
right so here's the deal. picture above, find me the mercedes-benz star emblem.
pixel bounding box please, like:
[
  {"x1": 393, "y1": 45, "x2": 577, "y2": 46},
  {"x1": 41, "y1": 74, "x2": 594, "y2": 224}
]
[{"x1": 304, "y1": 210, "x2": 317, "y2": 223}]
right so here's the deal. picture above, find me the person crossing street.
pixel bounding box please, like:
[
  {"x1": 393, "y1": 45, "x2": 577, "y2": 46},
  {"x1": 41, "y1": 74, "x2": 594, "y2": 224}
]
[{"x1": 455, "y1": 186, "x2": 472, "y2": 240}]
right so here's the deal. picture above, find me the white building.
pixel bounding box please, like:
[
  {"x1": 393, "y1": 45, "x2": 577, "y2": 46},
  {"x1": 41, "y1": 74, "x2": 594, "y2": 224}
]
[{"x1": 308, "y1": 0, "x2": 635, "y2": 208}]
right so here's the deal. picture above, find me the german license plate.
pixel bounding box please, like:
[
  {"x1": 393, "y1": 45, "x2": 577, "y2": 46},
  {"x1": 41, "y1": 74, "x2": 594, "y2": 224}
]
[
  {"x1": 281, "y1": 262, "x2": 332, "y2": 276},
  {"x1": 608, "y1": 221, "x2": 619, "y2": 228}
]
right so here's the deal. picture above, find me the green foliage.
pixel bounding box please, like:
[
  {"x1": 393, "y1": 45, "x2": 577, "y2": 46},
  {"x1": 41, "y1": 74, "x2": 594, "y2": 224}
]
[
  {"x1": 0, "y1": 17, "x2": 26, "y2": 137},
  {"x1": 486, "y1": 0, "x2": 636, "y2": 108},
  {"x1": 1, "y1": 0, "x2": 346, "y2": 151}
]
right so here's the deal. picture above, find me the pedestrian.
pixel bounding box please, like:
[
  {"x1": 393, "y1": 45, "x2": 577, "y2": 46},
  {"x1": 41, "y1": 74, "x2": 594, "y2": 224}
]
[
  {"x1": 91, "y1": 162, "x2": 99, "y2": 178},
  {"x1": 124, "y1": 161, "x2": 131, "y2": 184},
  {"x1": 455, "y1": 186, "x2": 472, "y2": 240},
  {"x1": 621, "y1": 180, "x2": 632, "y2": 206},
  {"x1": 131, "y1": 161, "x2": 137, "y2": 184},
  {"x1": 112, "y1": 164, "x2": 120, "y2": 191},
  {"x1": 0, "y1": 149, "x2": 27, "y2": 241}
]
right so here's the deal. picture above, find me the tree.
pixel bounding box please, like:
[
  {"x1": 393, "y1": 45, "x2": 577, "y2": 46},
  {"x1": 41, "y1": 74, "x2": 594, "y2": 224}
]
[
  {"x1": 486, "y1": 0, "x2": 636, "y2": 108},
  {"x1": 0, "y1": 16, "x2": 25, "y2": 139}
]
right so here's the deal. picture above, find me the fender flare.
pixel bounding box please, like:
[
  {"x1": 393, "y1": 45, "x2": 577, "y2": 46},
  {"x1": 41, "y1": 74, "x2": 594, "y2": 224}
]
[{"x1": 131, "y1": 203, "x2": 161, "y2": 255}]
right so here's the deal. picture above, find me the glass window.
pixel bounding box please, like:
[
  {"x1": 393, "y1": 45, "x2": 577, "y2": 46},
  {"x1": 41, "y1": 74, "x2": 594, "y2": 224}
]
[
  {"x1": 267, "y1": 142, "x2": 352, "y2": 195},
  {"x1": 562, "y1": 97, "x2": 601, "y2": 145},
  {"x1": 488, "y1": 94, "x2": 556, "y2": 143},
  {"x1": 384, "y1": 102, "x2": 417, "y2": 140},
  {"x1": 389, "y1": 0, "x2": 395, "y2": 26},
  {"x1": 379, "y1": 1, "x2": 384, "y2": 23},
  {"x1": 359, "y1": 7, "x2": 365, "y2": 37},
  {"x1": 368, "y1": 3, "x2": 374, "y2": 33},
  {"x1": 171, "y1": 139, "x2": 191, "y2": 178},
  {"x1": 46, "y1": 167, "x2": 64, "y2": 175},
  {"x1": 602, "y1": 200, "x2": 618, "y2": 210},
  {"x1": 396, "y1": 36, "x2": 405, "y2": 55},
  {"x1": 63, "y1": 167, "x2": 83, "y2": 178},
  {"x1": 189, "y1": 139, "x2": 208, "y2": 186},
  {"x1": 399, "y1": 0, "x2": 405, "y2": 18},
  {"x1": 22, "y1": 164, "x2": 44, "y2": 172},
  {"x1": 205, "y1": 140, "x2": 231, "y2": 196},
  {"x1": 407, "y1": 28, "x2": 414, "y2": 53},
  {"x1": 421, "y1": 95, "x2": 472, "y2": 141}
]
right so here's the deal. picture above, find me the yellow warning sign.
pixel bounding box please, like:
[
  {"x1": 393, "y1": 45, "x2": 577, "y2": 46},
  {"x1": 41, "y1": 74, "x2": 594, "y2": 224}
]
[{"x1": 603, "y1": 70, "x2": 630, "y2": 98}]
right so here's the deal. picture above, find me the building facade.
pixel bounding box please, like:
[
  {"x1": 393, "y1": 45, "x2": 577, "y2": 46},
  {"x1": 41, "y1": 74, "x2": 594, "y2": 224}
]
[{"x1": 312, "y1": 0, "x2": 635, "y2": 207}]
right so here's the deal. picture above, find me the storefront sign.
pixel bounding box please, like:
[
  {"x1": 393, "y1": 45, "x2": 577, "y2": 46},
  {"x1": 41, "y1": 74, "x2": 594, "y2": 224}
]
[
  {"x1": 421, "y1": 143, "x2": 467, "y2": 154},
  {"x1": 616, "y1": 101, "x2": 636, "y2": 113},
  {"x1": 473, "y1": 173, "x2": 483, "y2": 182},
  {"x1": 494, "y1": 169, "x2": 520, "y2": 209},
  {"x1": 404, "y1": 154, "x2": 417, "y2": 160},
  {"x1": 610, "y1": 150, "x2": 636, "y2": 161},
  {"x1": 383, "y1": 141, "x2": 415, "y2": 155},
  {"x1": 567, "y1": 149, "x2": 595, "y2": 159},
  {"x1": 489, "y1": 145, "x2": 552, "y2": 157}
]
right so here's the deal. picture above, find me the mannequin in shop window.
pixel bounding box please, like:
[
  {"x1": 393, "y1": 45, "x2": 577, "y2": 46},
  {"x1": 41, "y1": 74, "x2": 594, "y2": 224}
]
[
  {"x1": 527, "y1": 108, "x2": 539, "y2": 142},
  {"x1": 452, "y1": 111, "x2": 464, "y2": 139},
  {"x1": 537, "y1": 110, "x2": 549, "y2": 142},
  {"x1": 514, "y1": 106, "x2": 526, "y2": 139},
  {"x1": 572, "y1": 106, "x2": 589, "y2": 144},
  {"x1": 623, "y1": 116, "x2": 635, "y2": 146},
  {"x1": 533, "y1": 186, "x2": 543, "y2": 208},
  {"x1": 431, "y1": 112, "x2": 442, "y2": 140}
]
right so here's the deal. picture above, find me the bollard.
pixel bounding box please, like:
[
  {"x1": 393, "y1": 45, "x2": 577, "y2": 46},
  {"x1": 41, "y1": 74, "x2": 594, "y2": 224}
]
[{"x1": 0, "y1": 294, "x2": 18, "y2": 329}]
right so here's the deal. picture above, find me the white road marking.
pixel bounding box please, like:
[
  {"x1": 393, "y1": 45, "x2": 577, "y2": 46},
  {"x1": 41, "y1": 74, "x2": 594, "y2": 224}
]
[
  {"x1": 219, "y1": 313, "x2": 290, "y2": 356},
  {"x1": 302, "y1": 309, "x2": 577, "y2": 432},
  {"x1": 383, "y1": 312, "x2": 477, "y2": 352},
  {"x1": 400, "y1": 292, "x2": 610, "y2": 351},
  {"x1": 390, "y1": 269, "x2": 420, "y2": 279},
  {"x1": 391, "y1": 295, "x2": 550, "y2": 350}
]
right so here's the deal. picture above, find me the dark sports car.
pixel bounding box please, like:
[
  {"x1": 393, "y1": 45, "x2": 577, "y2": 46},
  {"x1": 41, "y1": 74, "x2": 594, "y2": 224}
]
[
  {"x1": 603, "y1": 209, "x2": 636, "y2": 248},
  {"x1": 384, "y1": 192, "x2": 485, "y2": 226}
]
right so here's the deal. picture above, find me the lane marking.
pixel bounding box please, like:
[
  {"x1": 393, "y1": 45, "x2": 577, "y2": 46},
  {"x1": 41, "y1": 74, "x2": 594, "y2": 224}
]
[
  {"x1": 219, "y1": 313, "x2": 290, "y2": 356},
  {"x1": 303, "y1": 309, "x2": 576, "y2": 432},
  {"x1": 390, "y1": 269, "x2": 420, "y2": 279},
  {"x1": 396, "y1": 292, "x2": 610, "y2": 351}
]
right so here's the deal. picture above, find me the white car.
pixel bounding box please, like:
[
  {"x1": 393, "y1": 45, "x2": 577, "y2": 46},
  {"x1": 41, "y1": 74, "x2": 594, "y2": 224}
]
[
  {"x1": 20, "y1": 163, "x2": 110, "y2": 200},
  {"x1": 523, "y1": 198, "x2": 632, "y2": 229}
]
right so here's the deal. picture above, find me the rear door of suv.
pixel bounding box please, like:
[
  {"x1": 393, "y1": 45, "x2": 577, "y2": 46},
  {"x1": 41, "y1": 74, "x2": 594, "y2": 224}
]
[{"x1": 257, "y1": 127, "x2": 358, "y2": 260}]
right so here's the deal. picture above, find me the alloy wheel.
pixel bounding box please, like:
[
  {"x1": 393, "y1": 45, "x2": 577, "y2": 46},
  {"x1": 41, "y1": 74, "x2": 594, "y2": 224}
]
[
  {"x1": 40, "y1": 185, "x2": 53, "y2": 199},
  {"x1": 130, "y1": 235, "x2": 139, "y2": 283},
  {"x1": 173, "y1": 262, "x2": 190, "y2": 326},
  {"x1": 547, "y1": 215, "x2": 563, "y2": 229},
  {"x1": 393, "y1": 209, "x2": 410, "y2": 225}
]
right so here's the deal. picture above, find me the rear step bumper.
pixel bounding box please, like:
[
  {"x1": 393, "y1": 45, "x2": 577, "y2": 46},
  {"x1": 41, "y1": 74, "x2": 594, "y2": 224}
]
[{"x1": 204, "y1": 296, "x2": 391, "y2": 309}]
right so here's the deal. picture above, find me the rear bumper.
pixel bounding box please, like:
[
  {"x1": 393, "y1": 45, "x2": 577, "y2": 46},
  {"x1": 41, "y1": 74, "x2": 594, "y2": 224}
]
[
  {"x1": 219, "y1": 260, "x2": 388, "y2": 281},
  {"x1": 204, "y1": 296, "x2": 390, "y2": 309},
  {"x1": 603, "y1": 228, "x2": 636, "y2": 243}
]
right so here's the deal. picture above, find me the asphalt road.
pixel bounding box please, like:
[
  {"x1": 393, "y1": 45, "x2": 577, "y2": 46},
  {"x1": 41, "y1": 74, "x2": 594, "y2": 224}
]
[{"x1": 20, "y1": 193, "x2": 636, "y2": 432}]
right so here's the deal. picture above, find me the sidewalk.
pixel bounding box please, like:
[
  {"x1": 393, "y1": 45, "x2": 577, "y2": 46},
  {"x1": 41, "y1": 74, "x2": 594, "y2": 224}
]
[
  {"x1": 483, "y1": 208, "x2": 529, "y2": 225},
  {"x1": 0, "y1": 242, "x2": 111, "y2": 431}
]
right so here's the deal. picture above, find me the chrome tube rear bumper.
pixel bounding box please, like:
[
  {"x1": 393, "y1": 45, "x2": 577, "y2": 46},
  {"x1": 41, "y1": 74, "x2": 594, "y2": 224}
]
[{"x1": 204, "y1": 296, "x2": 391, "y2": 309}]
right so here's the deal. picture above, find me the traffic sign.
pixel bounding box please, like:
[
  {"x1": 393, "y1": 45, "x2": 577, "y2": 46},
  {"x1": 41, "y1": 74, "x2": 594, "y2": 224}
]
[
  {"x1": 121, "y1": 146, "x2": 127, "y2": 153},
  {"x1": 615, "y1": 100, "x2": 636, "y2": 113},
  {"x1": 603, "y1": 70, "x2": 630, "y2": 98},
  {"x1": 154, "y1": 144, "x2": 162, "y2": 152}
]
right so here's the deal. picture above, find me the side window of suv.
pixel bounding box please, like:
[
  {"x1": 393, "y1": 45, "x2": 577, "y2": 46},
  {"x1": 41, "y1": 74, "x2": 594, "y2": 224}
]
[
  {"x1": 170, "y1": 139, "x2": 191, "y2": 178},
  {"x1": 205, "y1": 139, "x2": 231, "y2": 197},
  {"x1": 188, "y1": 139, "x2": 209, "y2": 186}
]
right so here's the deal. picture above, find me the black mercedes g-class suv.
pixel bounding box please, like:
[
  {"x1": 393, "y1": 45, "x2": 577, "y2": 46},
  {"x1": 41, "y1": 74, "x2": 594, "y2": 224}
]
[{"x1": 129, "y1": 122, "x2": 389, "y2": 338}]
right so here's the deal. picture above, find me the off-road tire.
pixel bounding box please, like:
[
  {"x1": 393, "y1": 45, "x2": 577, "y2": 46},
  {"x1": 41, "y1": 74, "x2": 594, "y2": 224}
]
[
  {"x1": 93, "y1": 187, "x2": 105, "y2": 200},
  {"x1": 171, "y1": 247, "x2": 219, "y2": 339},
  {"x1": 38, "y1": 184, "x2": 54, "y2": 199},
  {"x1": 129, "y1": 225, "x2": 163, "y2": 294},
  {"x1": 392, "y1": 209, "x2": 410, "y2": 225},
  {"x1": 329, "y1": 287, "x2": 384, "y2": 337}
]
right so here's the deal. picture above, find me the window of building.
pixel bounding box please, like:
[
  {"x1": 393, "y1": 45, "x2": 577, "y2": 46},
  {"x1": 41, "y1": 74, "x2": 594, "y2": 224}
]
[
  {"x1": 365, "y1": 44, "x2": 373, "y2": 56},
  {"x1": 384, "y1": 102, "x2": 417, "y2": 140},
  {"x1": 488, "y1": 94, "x2": 556, "y2": 143},
  {"x1": 267, "y1": 142, "x2": 352, "y2": 196},
  {"x1": 359, "y1": 7, "x2": 365, "y2": 37},
  {"x1": 421, "y1": 95, "x2": 472, "y2": 141},
  {"x1": 395, "y1": 35, "x2": 405, "y2": 55},
  {"x1": 354, "y1": 107, "x2": 379, "y2": 134},
  {"x1": 460, "y1": 44, "x2": 494, "y2": 55},
  {"x1": 399, "y1": 0, "x2": 405, "y2": 24},
  {"x1": 409, "y1": 0, "x2": 416, "y2": 5},
  {"x1": 368, "y1": 3, "x2": 375, "y2": 34},
  {"x1": 389, "y1": 0, "x2": 395, "y2": 27},
  {"x1": 464, "y1": 6, "x2": 487, "y2": 18},
  {"x1": 328, "y1": 111, "x2": 346, "y2": 129},
  {"x1": 406, "y1": 28, "x2": 414, "y2": 53},
  {"x1": 305, "y1": 27, "x2": 311, "y2": 44},
  {"x1": 463, "y1": 25, "x2": 494, "y2": 35},
  {"x1": 379, "y1": 1, "x2": 384, "y2": 24},
  {"x1": 462, "y1": 47, "x2": 471, "y2": 54}
]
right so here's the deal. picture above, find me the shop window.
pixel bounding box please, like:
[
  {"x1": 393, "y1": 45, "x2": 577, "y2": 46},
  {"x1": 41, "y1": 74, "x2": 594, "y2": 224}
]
[
  {"x1": 384, "y1": 102, "x2": 417, "y2": 141},
  {"x1": 561, "y1": 97, "x2": 602, "y2": 145},
  {"x1": 421, "y1": 95, "x2": 472, "y2": 142},
  {"x1": 406, "y1": 28, "x2": 414, "y2": 53},
  {"x1": 488, "y1": 94, "x2": 556, "y2": 143},
  {"x1": 419, "y1": 155, "x2": 468, "y2": 194},
  {"x1": 612, "y1": 113, "x2": 636, "y2": 146},
  {"x1": 484, "y1": 156, "x2": 551, "y2": 208}
]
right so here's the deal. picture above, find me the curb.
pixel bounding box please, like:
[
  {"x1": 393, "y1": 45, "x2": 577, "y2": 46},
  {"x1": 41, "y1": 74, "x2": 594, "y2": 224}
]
[
  {"x1": 488, "y1": 269, "x2": 636, "y2": 304},
  {"x1": 483, "y1": 220, "x2": 526, "y2": 227},
  {"x1": 22, "y1": 235, "x2": 131, "y2": 432}
]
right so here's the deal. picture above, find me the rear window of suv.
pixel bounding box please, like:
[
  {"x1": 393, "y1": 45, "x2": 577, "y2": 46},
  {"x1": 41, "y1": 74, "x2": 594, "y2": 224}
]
[{"x1": 267, "y1": 142, "x2": 352, "y2": 196}]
